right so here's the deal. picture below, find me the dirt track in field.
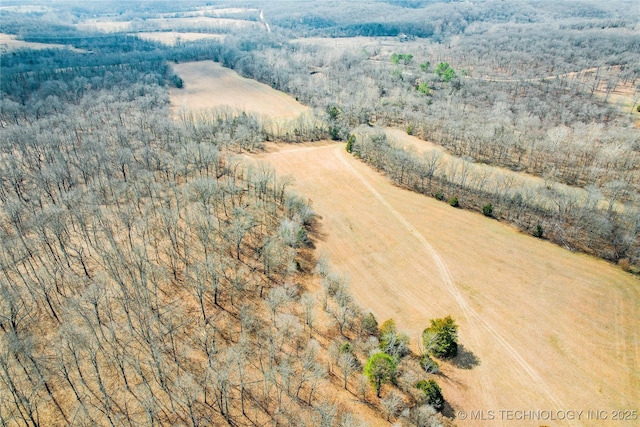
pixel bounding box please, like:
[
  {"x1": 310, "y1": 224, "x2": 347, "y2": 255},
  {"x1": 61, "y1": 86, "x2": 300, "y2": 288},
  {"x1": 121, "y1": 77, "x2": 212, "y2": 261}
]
[{"x1": 255, "y1": 142, "x2": 640, "y2": 426}]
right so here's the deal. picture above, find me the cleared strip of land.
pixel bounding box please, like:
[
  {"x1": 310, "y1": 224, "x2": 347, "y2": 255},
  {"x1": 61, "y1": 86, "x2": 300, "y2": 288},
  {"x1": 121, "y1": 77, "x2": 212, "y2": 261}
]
[
  {"x1": 0, "y1": 33, "x2": 84, "y2": 52},
  {"x1": 170, "y1": 61, "x2": 312, "y2": 120},
  {"x1": 255, "y1": 142, "x2": 640, "y2": 426}
]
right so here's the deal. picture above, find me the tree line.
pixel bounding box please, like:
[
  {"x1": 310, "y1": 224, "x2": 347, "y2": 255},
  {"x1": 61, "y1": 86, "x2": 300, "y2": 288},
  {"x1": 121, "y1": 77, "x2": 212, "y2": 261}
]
[{"x1": 348, "y1": 127, "x2": 639, "y2": 269}]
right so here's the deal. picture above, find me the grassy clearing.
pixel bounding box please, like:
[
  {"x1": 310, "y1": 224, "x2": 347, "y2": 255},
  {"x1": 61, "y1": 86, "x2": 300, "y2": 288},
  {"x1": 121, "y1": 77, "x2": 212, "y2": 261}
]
[
  {"x1": 383, "y1": 127, "x2": 624, "y2": 212},
  {"x1": 170, "y1": 61, "x2": 311, "y2": 120},
  {"x1": 255, "y1": 142, "x2": 640, "y2": 426},
  {"x1": 157, "y1": 7, "x2": 258, "y2": 18},
  {"x1": 0, "y1": 33, "x2": 85, "y2": 53}
]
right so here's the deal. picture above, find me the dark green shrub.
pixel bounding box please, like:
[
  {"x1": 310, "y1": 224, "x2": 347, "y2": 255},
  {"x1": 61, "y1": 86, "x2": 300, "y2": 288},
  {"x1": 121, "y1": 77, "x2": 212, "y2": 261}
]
[
  {"x1": 423, "y1": 315, "x2": 458, "y2": 359},
  {"x1": 326, "y1": 105, "x2": 341, "y2": 120},
  {"x1": 361, "y1": 312, "x2": 379, "y2": 336},
  {"x1": 329, "y1": 126, "x2": 341, "y2": 140},
  {"x1": 435, "y1": 191, "x2": 445, "y2": 201},
  {"x1": 346, "y1": 134, "x2": 356, "y2": 153},
  {"x1": 449, "y1": 197, "x2": 459, "y2": 207},
  {"x1": 170, "y1": 74, "x2": 184, "y2": 88},
  {"x1": 482, "y1": 203, "x2": 493, "y2": 217},
  {"x1": 340, "y1": 342, "x2": 353, "y2": 354},
  {"x1": 532, "y1": 224, "x2": 544, "y2": 238},
  {"x1": 416, "y1": 379, "x2": 444, "y2": 411}
]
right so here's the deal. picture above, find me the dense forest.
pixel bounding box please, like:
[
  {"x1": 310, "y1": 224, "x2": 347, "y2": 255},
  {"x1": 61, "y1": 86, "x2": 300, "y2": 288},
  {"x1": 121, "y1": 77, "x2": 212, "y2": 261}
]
[{"x1": 0, "y1": 0, "x2": 639, "y2": 425}]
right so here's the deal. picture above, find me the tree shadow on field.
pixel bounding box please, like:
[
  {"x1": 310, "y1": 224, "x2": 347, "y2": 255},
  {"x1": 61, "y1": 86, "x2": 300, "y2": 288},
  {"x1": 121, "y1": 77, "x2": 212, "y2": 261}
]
[
  {"x1": 452, "y1": 345, "x2": 480, "y2": 370},
  {"x1": 307, "y1": 214, "x2": 327, "y2": 242},
  {"x1": 442, "y1": 401, "x2": 456, "y2": 419}
]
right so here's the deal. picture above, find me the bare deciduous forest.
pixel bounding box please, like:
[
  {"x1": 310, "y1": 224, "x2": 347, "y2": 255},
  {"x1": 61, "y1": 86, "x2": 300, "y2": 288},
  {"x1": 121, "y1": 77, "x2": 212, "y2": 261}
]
[{"x1": 0, "y1": 0, "x2": 638, "y2": 426}]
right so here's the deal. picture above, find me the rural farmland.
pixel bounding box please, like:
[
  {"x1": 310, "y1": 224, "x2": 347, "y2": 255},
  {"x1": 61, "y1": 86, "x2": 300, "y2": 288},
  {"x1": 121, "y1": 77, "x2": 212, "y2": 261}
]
[
  {"x1": 1, "y1": 1, "x2": 639, "y2": 426},
  {"x1": 170, "y1": 61, "x2": 311, "y2": 120}
]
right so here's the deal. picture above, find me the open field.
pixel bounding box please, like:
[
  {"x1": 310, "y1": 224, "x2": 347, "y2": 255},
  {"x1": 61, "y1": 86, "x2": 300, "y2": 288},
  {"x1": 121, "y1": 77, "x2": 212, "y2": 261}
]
[
  {"x1": 254, "y1": 142, "x2": 640, "y2": 426},
  {"x1": 0, "y1": 33, "x2": 84, "y2": 53},
  {"x1": 134, "y1": 31, "x2": 225, "y2": 46},
  {"x1": 170, "y1": 61, "x2": 311, "y2": 120},
  {"x1": 292, "y1": 36, "x2": 410, "y2": 50}
]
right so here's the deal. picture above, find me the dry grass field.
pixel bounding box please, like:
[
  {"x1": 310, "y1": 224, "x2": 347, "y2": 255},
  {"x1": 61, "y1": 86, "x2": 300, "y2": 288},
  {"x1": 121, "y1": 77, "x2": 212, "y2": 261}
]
[
  {"x1": 0, "y1": 33, "x2": 84, "y2": 53},
  {"x1": 0, "y1": 5, "x2": 51, "y2": 13},
  {"x1": 291, "y1": 36, "x2": 423, "y2": 60},
  {"x1": 170, "y1": 61, "x2": 311, "y2": 120},
  {"x1": 254, "y1": 142, "x2": 640, "y2": 426}
]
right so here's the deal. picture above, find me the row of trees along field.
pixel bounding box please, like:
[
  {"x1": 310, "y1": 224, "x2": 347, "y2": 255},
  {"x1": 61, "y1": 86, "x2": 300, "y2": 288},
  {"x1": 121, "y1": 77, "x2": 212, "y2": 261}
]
[
  {"x1": 205, "y1": 1, "x2": 639, "y2": 270},
  {"x1": 0, "y1": 12, "x2": 458, "y2": 426}
]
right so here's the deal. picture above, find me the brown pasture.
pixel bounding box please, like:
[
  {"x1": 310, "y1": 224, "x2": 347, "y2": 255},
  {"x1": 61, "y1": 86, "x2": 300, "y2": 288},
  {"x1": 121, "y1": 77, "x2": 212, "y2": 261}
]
[
  {"x1": 291, "y1": 36, "x2": 423, "y2": 61},
  {"x1": 0, "y1": 33, "x2": 84, "y2": 53},
  {"x1": 156, "y1": 7, "x2": 258, "y2": 18},
  {"x1": 254, "y1": 142, "x2": 640, "y2": 426},
  {"x1": 0, "y1": 5, "x2": 51, "y2": 13},
  {"x1": 169, "y1": 61, "x2": 311, "y2": 120}
]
